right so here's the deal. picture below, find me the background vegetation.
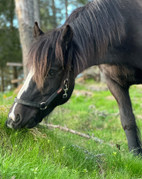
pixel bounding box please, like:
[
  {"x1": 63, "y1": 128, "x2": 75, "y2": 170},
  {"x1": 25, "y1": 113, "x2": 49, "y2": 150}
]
[{"x1": 0, "y1": 0, "x2": 89, "y2": 91}]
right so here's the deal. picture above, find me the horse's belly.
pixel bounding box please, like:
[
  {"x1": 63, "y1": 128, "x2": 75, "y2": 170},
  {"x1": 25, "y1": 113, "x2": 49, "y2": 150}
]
[{"x1": 99, "y1": 64, "x2": 142, "y2": 86}]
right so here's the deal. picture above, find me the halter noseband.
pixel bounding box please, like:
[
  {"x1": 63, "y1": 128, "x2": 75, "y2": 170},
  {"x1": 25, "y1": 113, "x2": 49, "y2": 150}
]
[{"x1": 15, "y1": 76, "x2": 69, "y2": 111}]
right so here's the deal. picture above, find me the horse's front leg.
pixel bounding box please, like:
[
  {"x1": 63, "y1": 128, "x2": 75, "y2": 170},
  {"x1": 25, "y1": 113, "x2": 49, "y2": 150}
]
[{"x1": 105, "y1": 76, "x2": 142, "y2": 156}]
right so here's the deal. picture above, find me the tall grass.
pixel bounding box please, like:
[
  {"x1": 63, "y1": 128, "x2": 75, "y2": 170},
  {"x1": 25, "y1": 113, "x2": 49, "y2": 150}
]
[{"x1": 0, "y1": 82, "x2": 142, "y2": 178}]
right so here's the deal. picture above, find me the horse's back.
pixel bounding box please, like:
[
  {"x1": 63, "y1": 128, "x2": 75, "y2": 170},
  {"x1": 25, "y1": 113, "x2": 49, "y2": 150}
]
[{"x1": 107, "y1": 0, "x2": 142, "y2": 70}]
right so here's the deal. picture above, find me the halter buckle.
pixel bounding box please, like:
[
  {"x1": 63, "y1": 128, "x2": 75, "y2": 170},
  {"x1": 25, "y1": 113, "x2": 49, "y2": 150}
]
[{"x1": 40, "y1": 102, "x2": 47, "y2": 110}]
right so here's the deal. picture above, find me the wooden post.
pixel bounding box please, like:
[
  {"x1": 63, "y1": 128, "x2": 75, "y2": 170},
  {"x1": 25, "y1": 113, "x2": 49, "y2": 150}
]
[
  {"x1": 0, "y1": 68, "x2": 4, "y2": 92},
  {"x1": 13, "y1": 66, "x2": 18, "y2": 88},
  {"x1": 7, "y1": 62, "x2": 23, "y2": 89}
]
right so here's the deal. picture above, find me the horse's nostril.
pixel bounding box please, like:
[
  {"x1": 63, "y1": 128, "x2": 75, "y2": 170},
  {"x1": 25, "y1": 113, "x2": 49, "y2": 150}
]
[{"x1": 15, "y1": 114, "x2": 21, "y2": 123}]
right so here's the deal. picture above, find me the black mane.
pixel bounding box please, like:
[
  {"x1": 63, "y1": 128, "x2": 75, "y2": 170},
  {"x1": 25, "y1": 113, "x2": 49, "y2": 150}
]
[
  {"x1": 29, "y1": 0, "x2": 126, "y2": 87},
  {"x1": 66, "y1": 0, "x2": 125, "y2": 55}
]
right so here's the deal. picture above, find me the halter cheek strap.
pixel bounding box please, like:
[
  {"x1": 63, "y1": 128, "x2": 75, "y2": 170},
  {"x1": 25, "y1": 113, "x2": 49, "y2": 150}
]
[{"x1": 14, "y1": 77, "x2": 69, "y2": 110}]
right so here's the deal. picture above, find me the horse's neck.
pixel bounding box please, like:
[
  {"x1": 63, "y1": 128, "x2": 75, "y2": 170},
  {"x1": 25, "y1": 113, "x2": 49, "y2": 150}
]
[
  {"x1": 68, "y1": 0, "x2": 126, "y2": 76},
  {"x1": 74, "y1": 52, "x2": 97, "y2": 77}
]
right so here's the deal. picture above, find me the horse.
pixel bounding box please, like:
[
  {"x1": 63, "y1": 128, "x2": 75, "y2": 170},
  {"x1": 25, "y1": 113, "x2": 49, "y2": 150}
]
[{"x1": 6, "y1": 0, "x2": 142, "y2": 156}]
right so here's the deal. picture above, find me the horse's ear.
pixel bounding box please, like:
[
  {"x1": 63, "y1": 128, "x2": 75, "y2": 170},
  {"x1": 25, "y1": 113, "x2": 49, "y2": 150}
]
[
  {"x1": 61, "y1": 25, "x2": 73, "y2": 49},
  {"x1": 34, "y1": 22, "x2": 44, "y2": 38}
]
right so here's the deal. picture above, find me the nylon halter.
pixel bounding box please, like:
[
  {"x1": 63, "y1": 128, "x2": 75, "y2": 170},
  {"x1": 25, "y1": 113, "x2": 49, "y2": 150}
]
[{"x1": 14, "y1": 70, "x2": 70, "y2": 111}]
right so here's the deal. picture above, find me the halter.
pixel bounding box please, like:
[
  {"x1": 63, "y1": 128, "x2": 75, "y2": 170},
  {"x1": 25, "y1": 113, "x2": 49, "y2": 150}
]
[{"x1": 15, "y1": 72, "x2": 70, "y2": 111}]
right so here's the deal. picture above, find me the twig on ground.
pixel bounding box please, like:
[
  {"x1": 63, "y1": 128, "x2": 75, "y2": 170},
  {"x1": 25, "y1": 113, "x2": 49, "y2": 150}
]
[{"x1": 41, "y1": 123, "x2": 114, "y2": 147}]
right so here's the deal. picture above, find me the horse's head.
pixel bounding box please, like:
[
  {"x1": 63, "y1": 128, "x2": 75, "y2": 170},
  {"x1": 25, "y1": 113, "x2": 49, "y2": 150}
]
[{"x1": 6, "y1": 22, "x2": 75, "y2": 129}]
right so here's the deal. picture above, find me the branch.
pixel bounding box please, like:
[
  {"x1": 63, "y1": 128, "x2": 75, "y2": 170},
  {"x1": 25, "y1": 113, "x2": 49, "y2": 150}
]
[{"x1": 41, "y1": 123, "x2": 114, "y2": 147}]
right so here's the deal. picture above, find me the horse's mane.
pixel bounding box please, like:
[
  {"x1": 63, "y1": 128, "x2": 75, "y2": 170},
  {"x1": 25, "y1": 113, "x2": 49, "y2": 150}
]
[{"x1": 28, "y1": 0, "x2": 126, "y2": 88}]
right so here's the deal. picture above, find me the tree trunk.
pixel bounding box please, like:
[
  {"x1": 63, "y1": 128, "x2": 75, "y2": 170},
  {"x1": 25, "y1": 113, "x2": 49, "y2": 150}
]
[
  {"x1": 34, "y1": 0, "x2": 40, "y2": 26},
  {"x1": 52, "y1": 0, "x2": 57, "y2": 28},
  {"x1": 15, "y1": 0, "x2": 40, "y2": 78},
  {"x1": 65, "y1": 0, "x2": 68, "y2": 19},
  {"x1": 10, "y1": 0, "x2": 14, "y2": 29}
]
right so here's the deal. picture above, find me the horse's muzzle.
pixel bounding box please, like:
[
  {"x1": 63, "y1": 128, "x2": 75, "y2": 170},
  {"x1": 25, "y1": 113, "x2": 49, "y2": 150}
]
[
  {"x1": 6, "y1": 118, "x2": 14, "y2": 129},
  {"x1": 6, "y1": 114, "x2": 22, "y2": 129}
]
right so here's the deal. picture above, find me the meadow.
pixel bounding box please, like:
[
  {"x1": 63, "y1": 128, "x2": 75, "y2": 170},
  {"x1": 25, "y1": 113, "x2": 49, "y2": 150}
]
[{"x1": 0, "y1": 80, "x2": 142, "y2": 179}]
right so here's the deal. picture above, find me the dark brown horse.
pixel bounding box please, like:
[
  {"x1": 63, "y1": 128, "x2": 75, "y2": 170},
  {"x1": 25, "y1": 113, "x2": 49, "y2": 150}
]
[{"x1": 6, "y1": 0, "x2": 142, "y2": 156}]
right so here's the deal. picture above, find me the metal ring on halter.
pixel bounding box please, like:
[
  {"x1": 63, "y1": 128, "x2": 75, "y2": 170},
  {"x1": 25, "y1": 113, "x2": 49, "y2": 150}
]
[{"x1": 40, "y1": 102, "x2": 48, "y2": 110}]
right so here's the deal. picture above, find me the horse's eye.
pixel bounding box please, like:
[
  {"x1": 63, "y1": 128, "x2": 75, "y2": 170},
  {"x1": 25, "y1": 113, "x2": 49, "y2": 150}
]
[{"x1": 49, "y1": 69, "x2": 56, "y2": 77}]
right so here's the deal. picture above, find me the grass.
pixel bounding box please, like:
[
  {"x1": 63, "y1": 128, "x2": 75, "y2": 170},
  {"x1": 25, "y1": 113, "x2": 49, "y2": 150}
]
[{"x1": 0, "y1": 80, "x2": 142, "y2": 178}]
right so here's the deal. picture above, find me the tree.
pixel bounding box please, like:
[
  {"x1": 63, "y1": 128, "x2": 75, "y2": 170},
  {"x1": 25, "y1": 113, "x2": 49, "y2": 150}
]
[
  {"x1": 0, "y1": 0, "x2": 22, "y2": 91},
  {"x1": 14, "y1": 0, "x2": 40, "y2": 77},
  {"x1": 40, "y1": 0, "x2": 58, "y2": 30},
  {"x1": 40, "y1": 0, "x2": 88, "y2": 30},
  {"x1": 52, "y1": 0, "x2": 57, "y2": 28},
  {"x1": 0, "y1": 0, "x2": 91, "y2": 91},
  {"x1": 65, "y1": 0, "x2": 68, "y2": 19}
]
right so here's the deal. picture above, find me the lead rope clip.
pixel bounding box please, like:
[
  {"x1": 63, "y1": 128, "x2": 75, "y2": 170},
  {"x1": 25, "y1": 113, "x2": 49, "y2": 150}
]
[{"x1": 63, "y1": 79, "x2": 69, "y2": 98}]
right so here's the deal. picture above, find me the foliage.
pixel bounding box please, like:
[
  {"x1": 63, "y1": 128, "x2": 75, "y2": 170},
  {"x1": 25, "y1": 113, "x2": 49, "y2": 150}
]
[
  {"x1": 0, "y1": 0, "x2": 22, "y2": 91},
  {"x1": 0, "y1": 28, "x2": 21, "y2": 66},
  {"x1": 0, "y1": 0, "x2": 90, "y2": 91},
  {"x1": 40, "y1": 0, "x2": 89, "y2": 31},
  {"x1": 0, "y1": 81, "x2": 142, "y2": 178},
  {"x1": 0, "y1": 0, "x2": 22, "y2": 66}
]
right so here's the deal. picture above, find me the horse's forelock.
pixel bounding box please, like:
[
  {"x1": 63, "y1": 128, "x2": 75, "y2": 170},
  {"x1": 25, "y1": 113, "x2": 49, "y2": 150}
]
[
  {"x1": 28, "y1": 30, "x2": 64, "y2": 89},
  {"x1": 28, "y1": 37, "x2": 48, "y2": 89}
]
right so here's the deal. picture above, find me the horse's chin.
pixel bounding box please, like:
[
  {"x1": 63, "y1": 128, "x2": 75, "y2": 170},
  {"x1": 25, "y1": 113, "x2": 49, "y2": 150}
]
[
  {"x1": 25, "y1": 121, "x2": 39, "y2": 128},
  {"x1": 39, "y1": 106, "x2": 55, "y2": 121}
]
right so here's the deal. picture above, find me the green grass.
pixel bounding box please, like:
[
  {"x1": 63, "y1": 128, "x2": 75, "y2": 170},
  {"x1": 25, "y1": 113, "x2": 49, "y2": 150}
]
[{"x1": 0, "y1": 81, "x2": 142, "y2": 178}]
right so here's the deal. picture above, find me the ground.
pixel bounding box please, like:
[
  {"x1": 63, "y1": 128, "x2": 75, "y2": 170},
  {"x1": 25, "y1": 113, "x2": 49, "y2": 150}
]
[{"x1": 0, "y1": 80, "x2": 142, "y2": 179}]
